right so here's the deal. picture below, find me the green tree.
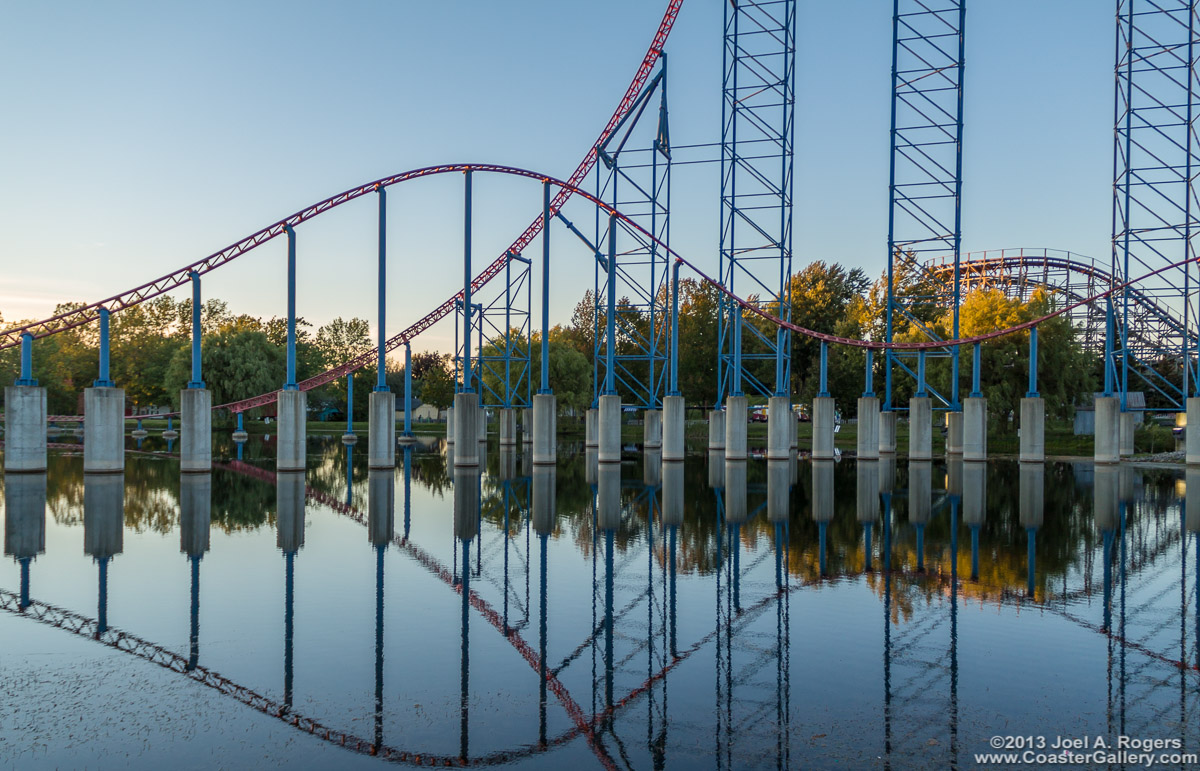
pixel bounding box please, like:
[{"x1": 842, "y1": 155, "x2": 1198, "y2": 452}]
[
  {"x1": 315, "y1": 317, "x2": 374, "y2": 415},
  {"x1": 165, "y1": 328, "x2": 285, "y2": 419},
  {"x1": 531, "y1": 334, "x2": 592, "y2": 417},
  {"x1": 419, "y1": 354, "x2": 455, "y2": 410}
]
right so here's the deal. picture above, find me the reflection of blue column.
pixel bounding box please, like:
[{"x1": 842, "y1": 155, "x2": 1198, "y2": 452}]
[
  {"x1": 732, "y1": 523, "x2": 742, "y2": 612},
  {"x1": 864, "y1": 523, "x2": 873, "y2": 572},
  {"x1": 1102, "y1": 530, "x2": 1114, "y2": 633},
  {"x1": 970, "y1": 525, "x2": 980, "y2": 582},
  {"x1": 669, "y1": 524, "x2": 678, "y2": 657},
  {"x1": 19, "y1": 558, "x2": 31, "y2": 609},
  {"x1": 284, "y1": 551, "x2": 295, "y2": 709},
  {"x1": 460, "y1": 535, "x2": 470, "y2": 762},
  {"x1": 1026, "y1": 528, "x2": 1037, "y2": 599},
  {"x1": 374, "y1": 543, "x2": 385, "y2": 749},
  {"x1": 774, "y1": 522, "x2": 784, "y2": 589},
  {"x1": 915, "y1": 524, "x2": 925, "y2": 572},
  {"x1": 950, "y1": 498, "x2": 959, "y2": 761},
  {"x1": 97, "y1": 557, "x2": 109, "y2": 635},
  {"x1": 604, "y1": 527, "x2": 615, "y2": 713},
  {"x1": 188, "y1": 555, "x2": 200, "y2": 670},
  {"x1": 882, "y1": 494, "x2": 892, "y2": 572},
  {"x1": 403, "y1": 445, "x2": 413, "y2": 540},
  {"x1": 818, "y1": 521, "x2": 827, "y2": 578},
  {"x1": 538, "y1": 531, "x2": 548, "y2": 747}
]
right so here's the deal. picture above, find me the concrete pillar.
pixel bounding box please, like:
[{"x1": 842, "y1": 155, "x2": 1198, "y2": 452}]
[
  {"x1": 1094, "y1": 396, "x2": 1121, "y2": 464},
  {"x1": 812, "y1": 396, "x2": 835, "y2": 460},
  {"x1": 643, "y1": 409, "x2": 662, "y2": 449},
  {"x1": 879, "y1": 411, "x2": 897, "y2": 455},
  {"x1": 1019, "y1": 463, "x2": 1044, "y2": 531},
  {"x1": 1188, "y1": 398, "x2": 1200, "y2": 465},
  {"x1": 908, "y1": 460, "x2": 932, "y2": 527},
  {"x1": 521, "y1": 407, "x2": 533, "y2": 444},
  {"x1": 4, "y1": 472, "x2": 46, "y2": 559},
  {"x1": 1019, "y1": 397, "x2": 1045, "y2": 463},
  {"x1": 724, "y1": 396, "x2": 748, "y2": 461},
  {"x1": 180, "y1": 473, "x2": 212, "y2": 557},
  {"x1": 791, "y1": 410, "x2": 800, "y2": 451},
  {"x1": 1119, "y1": 411, "x2": 1135, "y2": 457},
  {"x1": 643, "y1": 450, "x2": 661, "y2": 488},
  {"x1": 662, "y1": 395, "x2": 685, "y2": 462},
  {"x1": 598, "y1": 394, "x2": 622, "y2": 464},
  {"x1": 84, "y1": 473, "x2": 124, "y2": 560},
  {"x1": 857, "y1": 460, "x2": 880, "y2": 525},
  {"x1": 1093, "y1": 464, "x2": 1119, "y2": 533},
  {"x1": 499, "y1": 408, "x2": 517, "y2": 447},
  {"x1": 812, "y1": 459, "x2": 834, "y2": 526},
  {"x1": 662, "y1": 460, "x2": 684, "y2": 529},
  {"x1": 453, "y1": 467, "x2": 481, "y2": 541},
  {"x1": 84, "y1": 387, "x2": 126, "y2": 473},
  {"x1": 707, "y1": 409, "x2": 726, "y2": 451},
  {"x1": 908, "y1": 396, "x2": 932, "y2": 461},
  {"x1": 962, "y1": 461, "x2": 987, "y2": 531},
  {"x1": 4, "y1": 386, "x2": 47, "y2": 472},
  {"x1": 879, "y1": 456, "x2": 896, "y2": 497},
  {"x1": 1185, "y1": 466, "x2": 1199, "y2": 533},
  {"x1": 532, "y1": 393, "x2": 556, "y2": 465},
  {"x1": 445, "y1": 407, "x2": 455, "y2": 444},
  {"x1": 857, "y1": 397, "x2": 880, "y2": 460},
  {"x1": 596, "y1": 464, "x2": 622, "y2": 534},
  {"x1": 452, "y1": 392, "x2": 480, "y2": 466},
  {"x1": 724, "y1": 459, "x2": 747, "y2": 525},
  {"x1": 499, "y1": 447, "x2": 517, "y2": 480},
  {"x1": 963, "y1": 397, "x2": 988, "y2": 462},
  {"x1": 368, "y1": 391, "x2": 396, "y2": 469},
  {"x1": 478, "y1": 408, "x2": 487, "y2": 444},
  {"x1": 368, "y1": 469, "x2": 395, "y2": 546},
  {"x1": 532, "y1": 465, "x2": 556, "y2": 534},
  {"x1": 180, "y1": 390, "x2": 211, "y2": 473},
  {"x1": 945, "y1": 411, "x2": 963, "y2": 456},
  {"x1": 767, "y1": 460, "x2": 790, "y2": 524},
  {"x1": 707, "y1": 450, "x2": 725, "y2": 490},
  {"x1": 585, "y1": 408, "x2": 599, "y2": 448},
  {"x1": 276, "y1": 390, "x2": 307, "y2": 472},
  {"x1": 767, "y1": 396, "x2": 792, "y2": 461},
  {"x1": 275, "y1": 471, "x2": 306, "y2": 552}
]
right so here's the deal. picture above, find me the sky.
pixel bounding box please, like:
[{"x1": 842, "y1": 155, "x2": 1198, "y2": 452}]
[{"x1": 0, "y1": 1, "x2": 1116, "y2": 358}]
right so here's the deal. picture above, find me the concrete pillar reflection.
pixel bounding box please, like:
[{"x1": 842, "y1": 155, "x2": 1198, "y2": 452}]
[
  {"x1": 4, "y1": 472, "x2": 46, "y2": 609},
  {"x1": 812, "y1": 459, "x2": 834, "y2": 577},
  {"x1": 84, "y1": 473, "x2": 124, "y2": 634},
  {"x1": 597, "y1": 463, "x2": 620, "y2": 713},
  {"x1": 368, "y1": 469, "x2": 395, "y2": 547},
  {"x1": 962, "y1": 462, "x2": 986, "y2": 581},
  {"x1": 181, "y1": 473, "x2": 211, "y2": 670},
  {"x1": 857, "y1": 460, "x2": 880, "y2": 571},
  {"x1": 908, "y1": 461, "x2": 932, "y2": 572},
  {"x1": 1019, "y1": 463, "x2": 1044, "y2": 599},
  {"x1": 276, "y1": 470, "x2": 305, "y2": 707}
]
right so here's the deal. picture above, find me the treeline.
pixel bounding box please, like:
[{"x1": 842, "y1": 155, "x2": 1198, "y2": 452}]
[
  {"x1": 0, "y1": 299, "x2": 457, "y2": 421},
  {"x1": 2, "y1": 260, "x2": 1100, "y2": 424}
]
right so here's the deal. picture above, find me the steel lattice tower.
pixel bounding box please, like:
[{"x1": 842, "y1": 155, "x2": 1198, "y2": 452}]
[
  {"x1": 717, "y1": 0, "x2": 796, "y2": 402},
  {"x1": 591, "y1": 61, "x2": 671, "y2": 408},
  {"x1": 1111, "y1": 0, "x2": 1200, "y2": 408},
  {"x1": 885, "y1": 0, "x2": 966, "y2": 410}
]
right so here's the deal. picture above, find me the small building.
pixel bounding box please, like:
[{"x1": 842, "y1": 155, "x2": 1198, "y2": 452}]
[
  {"x1": 395, "y1": 398, "x2": 443, "y2": 423},
  {"x1": 1074, "y1": 392, "x2": 1144, "y2": 435}
]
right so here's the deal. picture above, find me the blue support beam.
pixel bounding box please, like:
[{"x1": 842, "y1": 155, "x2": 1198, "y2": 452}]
[
  {"x1": 817, "y1": 342, "x2": 829, "y2": 397},
  {"x1": 1027, "y1": 326, "x2": 1039, "y2": 398},
  {"x1": 346, "y1": 371, "x2": 354, "y2": 434},
  {"x1": 916, "y1": 350, "x2": 927, "y2": 398},
  {"x1": 604, "y1": 212, "x2": 617, "y2": 395},
  {"x1": 284, "y1": 225, "x2": 298, "y2": 391},
  {"x1": 669, "y1": 260, "x2": 680, "y2": 396},
  {"x1": 970, "y1": 342, "x2": 981, "y2": 398},
  {"x1": 376, "y1": 186, "x2": 389, "y2": 392},
  {"x1": 188, "y1": 272, "x2": 204, "y2": 389},
  {"x1": 462, "y1": 170, "x2": 474, "y2": 393},
  {"x1": 540, "y1": 180, "x2": 552, "y2": 395},
  {"x1": 404, "y1": 342, "x2": 413, "y2": 438},
  {"x1": 863, "y1": 348, "x2": 875, "y2": 398},
  {"x1": 16, "y1": 333, "x2": 35, "y2": 386},
  {"x1": 95, "y1": 308, "x2": 114, "y2": 387}
]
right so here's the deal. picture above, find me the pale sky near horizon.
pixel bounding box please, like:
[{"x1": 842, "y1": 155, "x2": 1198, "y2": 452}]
[{"x1": 0, "y1": 1, "x2": 1114, "y2": 357}]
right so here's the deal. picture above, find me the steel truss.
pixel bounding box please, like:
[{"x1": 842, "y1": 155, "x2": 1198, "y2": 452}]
[
  {"x1": 885, "y1": 0, "x2": 966, "y2": 410},
  {"x1": 592, "y1": 61, "x2": 671, "y2": 408},
  {"x1": 718, "y1": 0, "x2": 795, "y2": 402},
  {"x1": 454, "y1": 251, "x2": 532, "y2": 409},
  {"x1": 1111, "y1": 0, "x2": 1200, "y2": 408},
  {"x1": 925, "y1": 248, "x2": 1198, "y2": 375}
]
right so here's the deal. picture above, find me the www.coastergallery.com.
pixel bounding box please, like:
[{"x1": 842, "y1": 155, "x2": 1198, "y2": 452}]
[{"x1": 973, "y1": 749, "x2": 1197, "y2": 767}]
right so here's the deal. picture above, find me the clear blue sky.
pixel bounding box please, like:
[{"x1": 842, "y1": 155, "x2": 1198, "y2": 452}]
[{"x1": 0, "y1": 1, "x2": 1114, "y2": 356}]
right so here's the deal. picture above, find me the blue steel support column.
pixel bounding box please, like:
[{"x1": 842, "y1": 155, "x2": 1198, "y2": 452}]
[
  {"x1": 863, "y1": 348, "x2": 874, "y2": 397},
  {"x1": 1027, "y1": 327, "x2": 1039, "y2": 398},
  {"x1": 404, "y1": 343, "x2": 413, "y2": 437},
  {"x1": 16, "y1": 333, "x2": 35, "y2": 385},
  {"x1": 540, "y1": 181, "x2": 551, "y2": 394},
  {"x1": 95, "y1": 308, "x2": 114, "y2": 387},
  {"x1": 669, "y1": 260, "x2": 680, "y2": 395},
  {"x1": 188, "y1": 272, "x2": 204, "y2": 388},
  {"x1": 463, "y1": 170, "x2": 474, "y2": 393},
  {"x1": 346, "y1": 372, "x2": 354, "y2": 434},
  {"x1": 817, "y1": 342, "x2": 829, "y2": 397},
  {"x1": 376, "y1": 186, "x2": 388, "y2": 392},
  {"x1": 604, "y1": 212, "x2": 617, "y2": 395},
  {"x1": 1104, "y1": 299, "x2": 1115, "y2": 396},
  {"x1": 505, "y1": 253, "x2": 513, "y2": 407},
  {"x1": 916, "y1": 350, "x2": 927, "y2": 397},
  {"x1": 284, "y1": 225, "x2": 298, "y2": 390},
  {"x1": 970, "y1": 343, "x2": 981, "y2": 398}
]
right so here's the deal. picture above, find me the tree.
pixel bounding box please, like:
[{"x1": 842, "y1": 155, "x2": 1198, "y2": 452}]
[
  {"x1": 164, "y1": 328, "x2": 285, "y2": 419},
  {"x1": 784, "y1": 261, "x2": 870, "y2": 404},
  {"x1": 530, "y1": 335, "x2": 592, "y2": 417},
  {"x1": 674, "y1": 279, "x2": 721, "y2": 405},
  {"x1": 419, "y1": 354, "x2": 455, "y2": 410},
  {"x1": 315, "y1": 317, "x2": 374, "y2": 415}
]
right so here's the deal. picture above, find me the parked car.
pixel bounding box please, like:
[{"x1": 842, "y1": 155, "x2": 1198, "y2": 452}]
[{"x1": 749, "y1": 407, "x2": 769, "y2": 423}]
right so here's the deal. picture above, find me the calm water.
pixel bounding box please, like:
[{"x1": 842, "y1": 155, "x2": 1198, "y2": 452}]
[{"x1": 1, "y1": 434, "x2": 1197, "y2": 769}]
